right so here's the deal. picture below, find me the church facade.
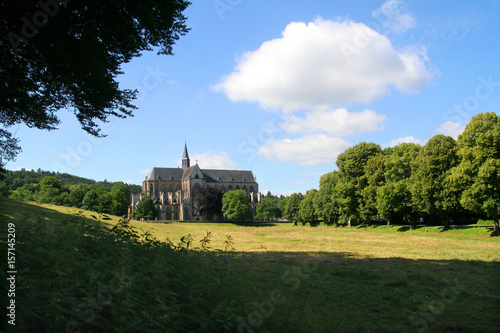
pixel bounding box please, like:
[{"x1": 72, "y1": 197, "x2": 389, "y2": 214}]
[{"x1": 128, "y1": 144, "x2": 260, "y2": 221}]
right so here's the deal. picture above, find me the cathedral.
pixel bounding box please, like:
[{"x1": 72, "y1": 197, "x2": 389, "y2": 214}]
[{"x1": 128, "y1": 143, "x2": 260, "y2": 221}]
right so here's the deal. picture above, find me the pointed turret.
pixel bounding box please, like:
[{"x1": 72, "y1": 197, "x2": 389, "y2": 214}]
[{"x1": 182, "y1": 142, "x2": 190, "y2": 171}]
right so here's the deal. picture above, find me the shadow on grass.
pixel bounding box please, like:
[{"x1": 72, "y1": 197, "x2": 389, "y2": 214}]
[
  {"x1": 231, "y1": 221, "x2": 279, "y2": 227},
  {"x1": 220, "y1": 251, "x2": 500, "y2": 333}
]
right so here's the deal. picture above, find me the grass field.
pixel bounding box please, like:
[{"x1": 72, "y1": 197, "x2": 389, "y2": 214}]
[{"x1": 1, "y1": 197, "x2": 499, "y2": 332}]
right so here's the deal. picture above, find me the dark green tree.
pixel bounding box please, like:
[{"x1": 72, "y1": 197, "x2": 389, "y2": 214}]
[
  {"x1": 97, "y1": 192, "x2": 113, "y2": 214},
  {"x1": 377, "y1": 143, "x2": 421, "y2": 226},
  {"x1": 131, "y1": 195, "x2": 158, "y2": 220},
  {"x1": 39, "y1": 176, "x2": 62, "y2": 190},
  {"x1": 193, "y1": 187, "x2": 223, "y2": 221},
  {"x1": 81, "y1": 190, "x2": 99, "y2": 212},
  {"x1": 277, "y1": 195, "x2": 288, "y2": 216},
  {"x1": 335, "y1": 142, "x2": 382, "y2": 223},
  {"x1": 110, "y1": 182, "x2": 131, "y2": 216},
  {"x1": 9, "y1": 183, "x2": 38, "y2": 201},
  {"x1": 36, "y1": 176, "x2": 63, "y2": 204},
  {"x1": 360, "y1": 154, "x2": 388, "y2": 222},
  {"x1": 284, "y1": 192, "x2": 304, "y2": 225},
  {"x1": 0, "y1": 129, "x2": 21, "y2": 175},
  {"x1": 1, "y1": 0, "x2": 191, "y2": 162},
  {"x1": 0, "y1": 182, "x2": 10, "y2": 197},
  {"x1": 69, "y1": 184, "x2": 89, "y2": 208},
  {"x1": 222, "y1": 190, "x2": 252, "y2": 222},
  {"x1": 299, "y1": 189, "x2": 318, "y2": 226},
  {"x1": 255, "y1": 196, "x2": 282, "y2": 220},
  {"x1": 449, "y1": 112, "x2": 500, "y2": 231},
  {"x1": 411, "y1": 135, "x2": 459, "y2": 227},
  {"x1": 314, "y1": 171, "x2": 341, "y2": 225}
]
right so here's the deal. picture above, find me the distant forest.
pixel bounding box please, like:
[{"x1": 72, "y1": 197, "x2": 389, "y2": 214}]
[{"x1": 0, "y1": 169, "x2": 142, "y2": 216}]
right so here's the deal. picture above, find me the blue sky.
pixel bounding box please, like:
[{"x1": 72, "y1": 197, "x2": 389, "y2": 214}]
[{"x1": 6, "y1": 0, "x2": 500, "y2": 195}]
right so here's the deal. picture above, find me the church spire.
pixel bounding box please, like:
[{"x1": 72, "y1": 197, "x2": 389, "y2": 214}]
[{"x1": 182, "y1": 141, "x2": 190, "y2": 170}]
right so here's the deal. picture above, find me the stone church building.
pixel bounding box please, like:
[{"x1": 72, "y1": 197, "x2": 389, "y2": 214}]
[{"x1": 128, "y1": 143, "x2": 260, "y2": 221}]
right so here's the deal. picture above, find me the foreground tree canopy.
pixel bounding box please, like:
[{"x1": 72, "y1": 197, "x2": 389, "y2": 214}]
[{"x1": 0, "y1": 0, "x2": 191, "y2": 169}]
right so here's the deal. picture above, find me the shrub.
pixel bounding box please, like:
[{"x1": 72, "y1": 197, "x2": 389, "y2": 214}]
[{"x1": 9, "y1": 215, "x2": 240, "y2": 332}]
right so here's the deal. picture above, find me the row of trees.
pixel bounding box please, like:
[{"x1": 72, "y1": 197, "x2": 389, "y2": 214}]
[
  {"x1": 283, "y1": 112, "x2": 499, "y2": 231},
  {"x1": 1, "y1": 169, "x2": 142, "y2": 216}
]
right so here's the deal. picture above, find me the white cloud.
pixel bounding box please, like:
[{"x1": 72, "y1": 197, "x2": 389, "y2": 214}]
[
  {"x1": 435, "y1": 121, "x2": 466, "y2": 139},
  {"x1": 281, "y1": 108, "x2": 386, "y2": 136},
  {"x1": 257, "y1": 134, "x2": 351, "y2": 166},
  {"x1": 140, "y1": 169, "x2": 151, "y2": 174},
  {"x1": 60, "y1": 154, "x2": 81, "y2": 163},
  {"x1": 124, "y1": 179, "x2": 135, "y2": 185},
  {"x1": 384, "y1": 136, "x2": 426, "y2": 148},
  {"x1": 372, "y1": 0, "x2": 416, "y2": 33},
  {"x1": 214, "y1": 18, "x2": 432, "y2": 112},
  {"x1": 191, "y1": 150, "x2": 238, "y2": 170}
]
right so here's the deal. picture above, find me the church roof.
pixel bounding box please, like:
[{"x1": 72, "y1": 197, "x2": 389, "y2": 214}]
[
  {"x1": 145, "y1": 143, "x2": 256, "y2": 185},
  {"x1": 145, "y1": 167, "x2": 256, "y2": 183},
  {"x1": 145, "y1": 167, "x2": 184, "y2": 181},
  {"x1": 203, "y1": 169, "x2": 256, "y2": 183},
  {"x1": 182, "y1": 165, "x2": 197, "y2": 180}
]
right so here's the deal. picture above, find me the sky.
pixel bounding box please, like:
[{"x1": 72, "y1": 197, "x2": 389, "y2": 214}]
[{"x1": 6, "y1": 0, "x2": 500, "y2": 195}]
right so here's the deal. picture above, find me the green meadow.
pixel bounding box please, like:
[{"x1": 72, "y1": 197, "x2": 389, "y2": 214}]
[{"x1": 1, "y1": 197, "x2": 499, "y2": 332}]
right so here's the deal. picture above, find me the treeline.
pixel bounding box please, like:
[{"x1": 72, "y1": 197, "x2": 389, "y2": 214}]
[
  {"x1": 0, "y1": 169, "x2": 142, "y2": 216},
  {"x1": 283, "y1": 112, "x2": 500, "y2": 231}
]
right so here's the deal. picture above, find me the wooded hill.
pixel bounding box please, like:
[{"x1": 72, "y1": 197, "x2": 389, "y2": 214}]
[{"x1": 0, "y1": 169, "x2": 141, "y2": 216}]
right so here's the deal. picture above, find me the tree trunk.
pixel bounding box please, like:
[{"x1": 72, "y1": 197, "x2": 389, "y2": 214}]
[
  {"x1": 443, "y1": 215, "x2": 450, "y2": 229},
  {"x1": 494, "y1": 218, "x2": 499, "y2": 232}
]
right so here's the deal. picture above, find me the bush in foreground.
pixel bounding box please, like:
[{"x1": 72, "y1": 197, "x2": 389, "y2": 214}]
[{"x1": 8, "y1": 215, "x2": 239, "y2": 332}]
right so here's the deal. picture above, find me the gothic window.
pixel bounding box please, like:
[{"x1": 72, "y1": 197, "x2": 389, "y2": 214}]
[{"x1": 249, "y1": 186, "x2": 254, "y2": 193}]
